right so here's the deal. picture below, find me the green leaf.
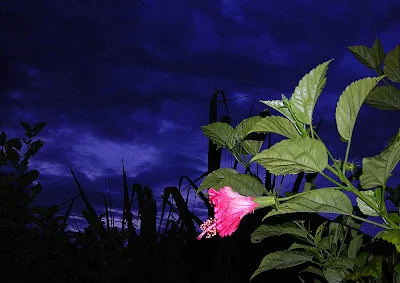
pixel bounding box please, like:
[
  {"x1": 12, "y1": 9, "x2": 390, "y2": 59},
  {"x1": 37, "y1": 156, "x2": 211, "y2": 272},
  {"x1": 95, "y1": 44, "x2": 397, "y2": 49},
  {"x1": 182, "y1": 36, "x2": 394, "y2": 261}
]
[
  {"x1": 314, "y1": 221, "x2": 327, "y2": 246},
  {"x1": 365, "y1": 85, "x2": 400, "y2": 111},
  {"x1": 242, "y1": 140, "x2": 264, "y2": 156},
  {"x1": 374, "y1": 229, "x2": 400, "y2": 252},
  {"x1": 347, "y1": 38, "x2": 385, "y2": 71},
  {"x1": 235, "y1": 116, "x2": 265, "y2": 156},
  {"x1": 6, "y1": 148, "x2": 20, "y2": 165},
  {"x1": 354, "y1": 252, "x2": 369, "y2": 267},
  {"x1": 288, "y1": 242, "x2": 319, "y2": 256},
  {"x1": 19, "y1": 170, "x2": 39, "y2": 187},
  {"x1": 299, "y1": 266, "x2": 324, "y2": 280},
  {"x1": 26, "y1": 140, "x2": 45, "y2": 157},
  {"x1": 355, "y1": 190, "x2": 380, "y2": 216},
  {"x1": 33, "y1": 122, "x2": 47, "y2": 136},
  {"x1": 394, "y1": 262, "x2": 400, "y2": 274},
  {"x1": 250, "y1": 251, "x2": 313, "y2": 281},
  {"x1": 251, "y1": 223, "x2": 308, "y2": 243},
  {"x1": 335, "y1": 77, "x2": 383, "y2": 141},
  {"x1": 384, "y1": 45, "x2": 400, "y2": 82},
  {"x1": 328, "y1": 222, "x2": 341, "y2": 246},
  {"x1": 260, "y1": 99, "x2": 296, "y2": 124},
  {"x1": 251, "y1": 137, "x2": 328, "y2": 175},
  {"x1": 348, "y1": 234, "x2": 363, "y2": 259},
  {"x1": 389, "y1": 211, "x2": 400, "y2": 224},
  {"x1": 360, "y1": 129, "x2": 400, "y2": 188},
  {"x1": 235, "y1": 116, "x2": 263, "y2": 141},
  {"x1": 329, "y1": 257, "x2": 355, "y2": 270},
  {"x1": 317, "y1": 236, "x2": 331, "y2": 250},
  {"x1": 5, "y1": 138, "x2": 22, "y2": 151},
  {"x1": 20, "y1": 122, "x2": 32, "y2": 136},
  {"x1": 202, "y1": 122, "x2": 236, "y2": 150},
  {"x1": 264, "y1": 188, "x2": 353, "y2": 220},
  {"x1": 248, "y1": 116, "x2": 301, "y2": 139},
  {"x1": 31, "y1": 182, "x2": 43, "y2": 198},
  {"x1": 324, "y1": 268, "x2": 346, "y2": 283},
  {"x1": 347, "y1": 256, "x2": 383, "y2": 281},
  {"x1": 197, "y1": 168, "x2": 265, "y2": 197},
  {"x1": 290, "y1": 59, "x2": 333, "y2": 125}
]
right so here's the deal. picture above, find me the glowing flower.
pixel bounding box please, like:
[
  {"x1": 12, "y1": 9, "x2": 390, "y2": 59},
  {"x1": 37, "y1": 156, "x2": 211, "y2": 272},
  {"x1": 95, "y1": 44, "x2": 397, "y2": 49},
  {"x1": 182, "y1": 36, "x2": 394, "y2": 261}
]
[{"x1": 197, "y1": 186, "x2": 259, "y2": 240}]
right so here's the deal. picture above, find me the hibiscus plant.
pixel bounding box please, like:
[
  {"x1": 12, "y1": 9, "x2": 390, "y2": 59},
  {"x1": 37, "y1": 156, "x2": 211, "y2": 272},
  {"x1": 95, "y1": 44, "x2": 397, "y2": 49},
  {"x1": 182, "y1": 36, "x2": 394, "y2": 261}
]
[{"x1": 196, "y1": 39, "x2": 400, "y2": 282}]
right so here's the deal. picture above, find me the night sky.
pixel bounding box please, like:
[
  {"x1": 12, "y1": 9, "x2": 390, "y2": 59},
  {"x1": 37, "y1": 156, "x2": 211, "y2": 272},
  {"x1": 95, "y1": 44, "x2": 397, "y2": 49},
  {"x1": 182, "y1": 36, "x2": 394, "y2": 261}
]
[{"x1": 1, "y1": 1, "x2": 400, "y2": 235}]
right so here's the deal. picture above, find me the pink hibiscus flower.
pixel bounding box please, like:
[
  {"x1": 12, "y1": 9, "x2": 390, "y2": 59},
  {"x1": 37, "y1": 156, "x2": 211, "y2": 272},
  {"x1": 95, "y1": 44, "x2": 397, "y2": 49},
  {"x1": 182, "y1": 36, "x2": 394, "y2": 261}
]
[{"x1": 196, "y1": 186, "x2": 259, "y2": 240}]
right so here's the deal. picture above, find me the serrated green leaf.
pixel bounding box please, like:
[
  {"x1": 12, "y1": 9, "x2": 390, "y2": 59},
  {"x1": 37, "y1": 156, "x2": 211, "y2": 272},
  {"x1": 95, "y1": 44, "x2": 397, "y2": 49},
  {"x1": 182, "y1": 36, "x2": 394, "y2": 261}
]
[
  {"x1": 335, "y1": 77, "x2": 383, "y2": 141},
  {"x1": 354, "y1": 252, "x2": 369, "y2": 267},
  {"x1": 202, "y1": 122, "x2": 236, "y2": 150},
  {"x1": 374, "y1": 229, "x2": 400, "y2": 252},
  {"x1": 290, "y1": 59, "x2": 333, "y2": 125},
  {"x1": 394, "y1": 262, "x2": 400, "y2": 274},
  {"x1": 314, "y1": 221, "x2": 327, "y2": 246},
  {"x1": 366, "y1": 85, "x2": 400, "y2": 111},
  {"x1": 347, "y1": 256, "x2": 383, "y2": 281},
  {"x1": 317, "y1": 236, "x2": 330, "y2": 250},
  {"x1": 264, "y1": 188, "x2": 353, "y2": 220},
  {"x1": 6, "y1": 148, "x2": 20, "y2": 165},
  {"x1": 328, "y1": 222, "x2": 341, "y2": 247},
  {"x1": 197, "y1": 168, "x2": 265, "y2": 197},
  {"x1": 251, "y1": 223, "x2": 308, "y2": 243},
  {"x1": 31, "y1": 182, "x2": 43, "y2": 198},
  {"x1": 329, "y1": 257, "x2": 355, "y2": 270},
  {"x1": 26, "y1": 140, "x2": 45, "y2": 157},
  {"x1": 355, "y1": 190, "x2": 380, "y2": 216},
  {"x1": 299, "y1": 266, "x2": 324, "y2": 280},
  {"x1": 384, "y1": 45, "x2": 400, "y2": 82},
  {"x1": 250, "y1": 251, "x2": 313, "y2": 281},
  {"x1": 389, "y1": 212, "x2": 400, "y2": 224},
  {"x1": 33, "y1": 122, "x2": 47, "y2": 135},
  {"x1": 20, "y1": 122, "x2": 32, "y2": 135},
  {"x1": 251, "y1": 137, "x2": 328, "y2": 175},
  {"x1": 5, "y1": 138, "x2": 22, "y2": 151},
  {"x1": 347, "y1": 38, "x2": 385, "y2": 71},
  {"x1": 348, "y1": 234, "x2": 363, "y2": 259},
  {"x1": 260, "y1": 99, "x2": 296, "y2": 124},
  {"x1": 360, "y1": 129, "x2": 400, "y2": 188},
  {"x1": 235, "y1": 116, "x2": 263, "y2": 141},
  {"x1": 288, "y1": 242, "x2": 319, "y2": 256},
  {"x1": 248, "y1": 115, "x2": 301, "y2": 139},
  {"x1": 324, "y1": 268, "x2": 346, "y2": 283},
  {"x1": 242, "y1": 140, "x2": 264, "y2": 156},
  {"x1": 19, "y1": 170, "x2": 39, "y2": 187},
  {"x1": 235, "y1": 116, "x2": 265, "y2": 156}
]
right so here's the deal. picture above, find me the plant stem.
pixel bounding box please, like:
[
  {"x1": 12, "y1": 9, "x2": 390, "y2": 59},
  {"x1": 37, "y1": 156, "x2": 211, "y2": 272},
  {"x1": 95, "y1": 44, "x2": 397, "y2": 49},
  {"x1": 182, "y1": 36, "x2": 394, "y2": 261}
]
[
  {"x1": 319, "y1": 172, "x2": 347, "y2": 190},
  {"x1": 325, "y1": 164, "x2": 340, "y2": 178},
  {"x1": 344, "y1": 180, "x2": 398, "y2": 228},
  {"x1": 336, "y1": 226, "x2": 349, "y2": 259},
  {"x1": 348, "y1": 213, "x2": 390, "y2": 229},
  {"x1": 312, "y1": 130, "x2": 341, "y2": 172},
  {"x1": 343, "y1": 139, "x2": 352, "y2": 175}
]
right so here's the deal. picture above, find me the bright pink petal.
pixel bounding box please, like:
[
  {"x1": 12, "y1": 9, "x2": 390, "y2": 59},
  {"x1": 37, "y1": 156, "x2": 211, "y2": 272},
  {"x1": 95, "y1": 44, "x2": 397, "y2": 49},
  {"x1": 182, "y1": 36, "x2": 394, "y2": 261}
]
[{"x1": 197, "y1": 186, "x2": 259, "y2": 239}]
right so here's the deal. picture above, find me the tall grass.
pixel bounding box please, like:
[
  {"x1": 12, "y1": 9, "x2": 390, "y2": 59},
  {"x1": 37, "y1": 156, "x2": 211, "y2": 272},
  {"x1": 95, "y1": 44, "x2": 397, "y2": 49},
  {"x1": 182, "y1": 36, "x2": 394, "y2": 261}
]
[{"x1": 0, "y1": 90, "x2": 316, "y2": 283}]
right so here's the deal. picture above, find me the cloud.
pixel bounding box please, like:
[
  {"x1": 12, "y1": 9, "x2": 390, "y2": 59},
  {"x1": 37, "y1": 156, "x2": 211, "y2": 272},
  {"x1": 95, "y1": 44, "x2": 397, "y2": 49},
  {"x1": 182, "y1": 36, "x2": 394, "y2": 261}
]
[{"x1": 1, "y1": 0, "x2": 400, "y2": 234}]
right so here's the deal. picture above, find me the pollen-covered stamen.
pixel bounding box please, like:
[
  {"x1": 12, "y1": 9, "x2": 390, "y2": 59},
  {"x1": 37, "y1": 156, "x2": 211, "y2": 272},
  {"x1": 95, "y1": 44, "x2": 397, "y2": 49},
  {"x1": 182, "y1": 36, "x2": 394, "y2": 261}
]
[{"x1": 196, "y1": 217, "x2": 217, "y2": 240}]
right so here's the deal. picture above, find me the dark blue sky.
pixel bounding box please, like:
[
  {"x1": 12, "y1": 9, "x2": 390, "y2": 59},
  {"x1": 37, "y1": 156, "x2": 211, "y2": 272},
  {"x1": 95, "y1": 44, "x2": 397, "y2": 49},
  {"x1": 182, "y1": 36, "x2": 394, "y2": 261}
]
[{"x1": 1, "y1": 0, "x2": 399, "y2": 234}]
